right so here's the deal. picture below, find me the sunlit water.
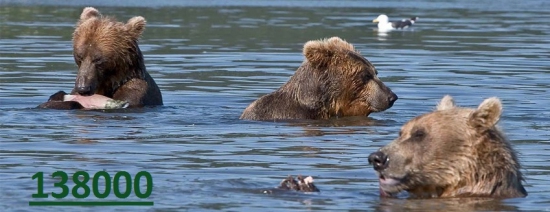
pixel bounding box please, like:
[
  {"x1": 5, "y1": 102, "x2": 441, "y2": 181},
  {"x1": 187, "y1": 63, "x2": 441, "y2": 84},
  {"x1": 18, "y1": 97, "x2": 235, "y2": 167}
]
[{"x1": 0, "y1": 0, "x2": 549, "y2": 211}]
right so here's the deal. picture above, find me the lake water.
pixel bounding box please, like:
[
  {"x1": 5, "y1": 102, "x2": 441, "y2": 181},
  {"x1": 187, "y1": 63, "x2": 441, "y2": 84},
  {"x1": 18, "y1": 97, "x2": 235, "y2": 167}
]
[{"x1": 1, "y1": 0, "x2": 549, "y2": 211}]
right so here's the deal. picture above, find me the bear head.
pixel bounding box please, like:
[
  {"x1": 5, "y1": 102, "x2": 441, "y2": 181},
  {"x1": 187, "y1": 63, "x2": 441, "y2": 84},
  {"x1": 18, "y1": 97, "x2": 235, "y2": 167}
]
[
  {"x1": 289, "y1": 37, "x2": 397, "y2": 118},
  {"x1": 368, "y1": 95, "x2": 527, "y2": 198},
  {"x1": 72, "y1": 7, "x2": 146, "y2": 96}
]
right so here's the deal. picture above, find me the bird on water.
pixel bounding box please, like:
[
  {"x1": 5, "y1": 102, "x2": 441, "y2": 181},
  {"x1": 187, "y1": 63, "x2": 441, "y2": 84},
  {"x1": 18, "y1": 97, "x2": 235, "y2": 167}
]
[{"x1": 373, "y1": 14, "x2": 418, "y2": 32}]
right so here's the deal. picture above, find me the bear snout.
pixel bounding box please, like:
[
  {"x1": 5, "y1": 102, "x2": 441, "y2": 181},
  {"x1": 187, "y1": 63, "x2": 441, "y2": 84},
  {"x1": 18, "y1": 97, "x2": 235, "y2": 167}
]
[
  {"x1": 388, "y1": 92, "x2": 398, "y2": 107},
  {"x1": 368, "y1": 80, "x2": 398, "y2": 111},
  {"x1": 76, "y1": 85, "x2": 94, "y2": 96},
  {"x1": 368, "y1": 151, "x2": 389, "y2": 171},
  {"x1": 74, "y1": 70, "x2": 97, "y2": 96}
]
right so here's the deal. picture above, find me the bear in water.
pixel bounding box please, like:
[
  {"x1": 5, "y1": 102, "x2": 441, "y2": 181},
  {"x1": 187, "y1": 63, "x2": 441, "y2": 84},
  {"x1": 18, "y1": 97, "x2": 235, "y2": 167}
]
[
  {"x1": 38, "y1": 7, "x2": 162, "y2": 109},
  {"x1": 368, "y1": 95, "x2": 527, "y2": 198},
  {"x1": 241, "y1": 37, "x2": 397, "y2": 121}
]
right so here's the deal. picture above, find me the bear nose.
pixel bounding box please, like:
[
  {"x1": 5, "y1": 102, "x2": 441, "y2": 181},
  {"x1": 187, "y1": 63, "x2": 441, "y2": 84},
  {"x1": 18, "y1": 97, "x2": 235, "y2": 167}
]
[
  {"x1": 368, "y1": 151, "x2": 389, "y2": 171},
  {"x1": 76, "y1": 86, "x2": 93, "y2": 96},
  {"x1": 387, "y1": 92, "x2": 398, "y2": 107}
]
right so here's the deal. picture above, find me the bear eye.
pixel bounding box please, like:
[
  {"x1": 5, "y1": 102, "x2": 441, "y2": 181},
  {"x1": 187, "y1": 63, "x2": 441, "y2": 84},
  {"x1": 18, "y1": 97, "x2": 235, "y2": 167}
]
[
  {"x1": 362, "y1": 74, "x2": 371, "y2": 83},
  {"x1": 412, "y1": 129, "x2": 425, "y2": 139},
  {"x1": 74, "y1": 54, "x2": 83, "y2": 61}
]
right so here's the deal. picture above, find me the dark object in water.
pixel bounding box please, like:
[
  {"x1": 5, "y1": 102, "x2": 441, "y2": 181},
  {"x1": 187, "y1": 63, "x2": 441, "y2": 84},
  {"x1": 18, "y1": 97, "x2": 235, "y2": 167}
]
[{"x1": 278, "y1": 175, "x2": 320, "y2": 192}]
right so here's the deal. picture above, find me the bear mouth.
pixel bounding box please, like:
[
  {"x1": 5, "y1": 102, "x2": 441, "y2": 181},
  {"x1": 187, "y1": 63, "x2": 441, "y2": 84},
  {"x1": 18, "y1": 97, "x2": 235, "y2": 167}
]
[{"x1": 377, "y1": 174, "x2": 405, "y2": 197}]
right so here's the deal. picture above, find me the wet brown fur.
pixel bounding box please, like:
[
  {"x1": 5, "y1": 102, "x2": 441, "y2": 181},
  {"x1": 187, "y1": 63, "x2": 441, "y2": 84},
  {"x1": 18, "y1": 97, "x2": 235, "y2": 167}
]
[
  {"x1": 240, "y1": 37, "x2": 397, "y2": 120},
  {"x1": 373, "y1": 95, "x2": 527, "y2": 198},
  {"x1": 70, "y1": 7, "x2": 162, "y2": 107}
]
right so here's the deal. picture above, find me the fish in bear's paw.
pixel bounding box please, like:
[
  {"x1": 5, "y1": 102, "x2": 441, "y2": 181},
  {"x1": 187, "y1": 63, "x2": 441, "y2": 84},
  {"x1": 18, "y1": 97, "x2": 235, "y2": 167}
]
[{"x1": 37, "y1": 91, "x2": 129, "y2": 110}]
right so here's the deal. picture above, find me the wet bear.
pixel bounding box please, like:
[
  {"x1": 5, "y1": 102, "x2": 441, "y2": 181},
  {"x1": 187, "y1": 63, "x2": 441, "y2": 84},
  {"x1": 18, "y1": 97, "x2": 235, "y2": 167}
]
[
  {"x1": 39, "y1": 7, "x2": 162, "y2": 109},
  {"x1": 240, "y1": 37, "x2": 397, "y2": 121},
  {"x1": 368, "y1": 95, "x2": 527, "y2": 198}
]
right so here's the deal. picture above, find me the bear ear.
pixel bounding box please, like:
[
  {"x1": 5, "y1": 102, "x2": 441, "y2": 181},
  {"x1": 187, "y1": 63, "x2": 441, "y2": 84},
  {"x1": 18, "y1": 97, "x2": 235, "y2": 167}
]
[
  {"x1": 303, "y1": 39, "x2": 333, "y2": 68},
  {"x1": 126, "y1": 16, "x2": 147, "y2": 37},
  {"x1": 303, "y1": 37, "x2": 354, "y2": 68},
  {"x1": 436, "y1": 95, "x2": 455, "y2": 110},
  {"x1": 80, "y1": 7, "x2": 100, "y2": 21},
  {"x1": 469, "y1": 97, "x2": 502, "y2": 129},
  {"x1": 326, "y1": 37, "x2": 355, "y2": 51}
]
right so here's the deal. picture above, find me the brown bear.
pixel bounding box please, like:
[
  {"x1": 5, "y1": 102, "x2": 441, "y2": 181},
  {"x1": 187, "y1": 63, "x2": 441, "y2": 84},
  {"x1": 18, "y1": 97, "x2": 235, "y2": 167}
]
[
  {"x1": 39, "y1": 7, "x2": 162, "y2": 109},
  {"x1": 240, "y1": 37, "x2": 397, "y2": 121},
  {"x1": 368, "y1": 95, "x2": 527, "y2": 199}
]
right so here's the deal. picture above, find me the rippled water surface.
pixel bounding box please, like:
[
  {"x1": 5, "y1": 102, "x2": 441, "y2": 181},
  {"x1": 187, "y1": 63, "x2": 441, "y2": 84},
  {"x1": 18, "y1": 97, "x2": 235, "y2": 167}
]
[{"x1": 1, "y1": 0, "x2": 549, "y2": 211}]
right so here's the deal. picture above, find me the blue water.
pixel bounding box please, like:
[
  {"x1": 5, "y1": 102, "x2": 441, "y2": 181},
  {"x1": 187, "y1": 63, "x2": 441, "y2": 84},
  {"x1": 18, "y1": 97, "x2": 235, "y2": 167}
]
[{"x1": 1, "y1": 0, "x2": 549, "y2": 211}]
